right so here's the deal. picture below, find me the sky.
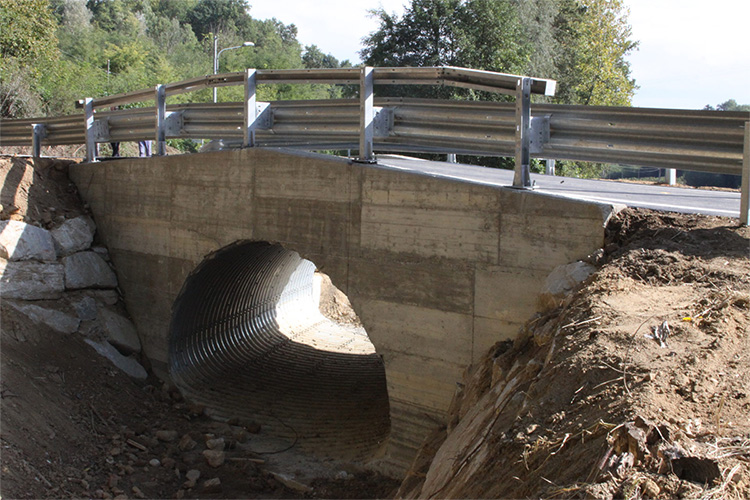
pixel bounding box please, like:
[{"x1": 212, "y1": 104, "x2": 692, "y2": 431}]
[{"x1": 248, "y1": 0, "x2": 750, "y2": 110}]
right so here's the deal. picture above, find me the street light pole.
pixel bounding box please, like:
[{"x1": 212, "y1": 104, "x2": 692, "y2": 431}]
[
  {"x1": 213, "y1": 34, "x2": 219, "y2": 103},
  {"x1": 212, "y1": 36, "x2": 254, "y2": 103}
]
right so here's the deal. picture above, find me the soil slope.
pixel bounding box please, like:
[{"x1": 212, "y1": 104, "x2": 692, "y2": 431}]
[{"x1": 398, "y1": 209, "x2": 750, "y2": 499}]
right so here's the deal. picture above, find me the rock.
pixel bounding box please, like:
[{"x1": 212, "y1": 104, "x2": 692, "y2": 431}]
[
  {"x1": 131, "y1": 485, "x2": 146, "y2": 499},
  {"x1": 270, "y1": 472, "x2": 312, "y2": 493},
  {"x1": 202, "y1": 478, "x2": 222, "y2": 493},
  {"x1": 50, "y1": 216, "x2": 95, "y2": 256},
  {"x1": 232, "y1": 427, "x2": 249, "y2": 443},
  {"x1": 641, "y1": 478, "x2": 660, "y2": 498},
  {"x1": 107, "y1": 473, "x2": 120, "y2": 489},
  {"x1": 202, "y1": 449, "x2": 225, "y2": 468},
  {"x1": 74, "y1": 296, "x2": 98, "y2": 320},
  {"x1": 245, "y1": 421, "x2": 261, "y2": 434},
  {"x1": 99, "y1": 308, "x2": 141, "y2": 355},
  {"x1": 92, "y1": 246, "x2": 109, "y2": 259},
  {"x1": 148, "y1": 459, "x2": 161, "y2": 467},
  {"x1": 0, "y1": 220, "x2": 57, "y2": 261},
  {"x1": 84, "y1": 339, "x2": 148, "y2": 381},
  {"x1": 63, "y1": 251, "x2": 118, "y2": 289},
  {"x1": 161, "y1": 457, "x2": 176, "y2": 469},
  {"x1": 205, "y1": 437, "x2": 225, "y2": 451},
  {"x1": 539, "y1": 261, "x2": 596, "y2": 310},
  {"x1": 0, "y1": 259, "x2": 65, "y2": 300},
  {"x1": 6, "y1": 301, "x2": 80, "y2": 333},
  {"x1": 178, "y1": 434, "x2": 197, "y2": 451},
  {"x1": 91, "y1": 289, "x2": 119, "y2": 306},
  {"x1": 183, "y1": 469, "x2": 201, "y2": 488},
  {"x1": 155, "y1": 430, "x2": 179, "y2": 442}
]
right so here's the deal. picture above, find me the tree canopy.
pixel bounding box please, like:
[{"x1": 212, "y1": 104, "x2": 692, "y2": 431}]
[
  {"x1": 1, "y1": 0, "x2": 350, "y2": 119},
  {"x1": 704, "y1": 99, "x2": 750, "y2": 112},
  {"x1": 361, "y1": 0, "x2": 638, "y2": 106}
]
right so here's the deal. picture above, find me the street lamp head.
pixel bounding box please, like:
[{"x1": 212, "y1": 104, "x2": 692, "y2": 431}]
[{"x1": 243, "y1": 42, "x2": 255, "y2": 47}]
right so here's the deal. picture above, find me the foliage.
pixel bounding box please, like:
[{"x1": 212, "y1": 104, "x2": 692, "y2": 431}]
[
  {"x1": 186, "y1": 0, "x2": 252, "y2": 40},
  {"x1": 704, "y1": 99, "x2": 750, "y2": 112},
  {"x1": 1, "y1": 0, "x2": 59, "y2": 63},
  {"x1": 2, "y1": 0, "x2": 348, "y2": 119},
  {"x1": 561, "y1": 0, "x2": 637, "y2": 105},
  {"x1": 361, "y1": 0, "x2": 638, "y2": 106},
  {"x1": 1, "y1": 0, "x2": 61, "y2": 117}
]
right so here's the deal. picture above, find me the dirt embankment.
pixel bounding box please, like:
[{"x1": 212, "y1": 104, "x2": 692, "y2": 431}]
[{"x1": 398, "y1": 209, "x2": 750, "y2": 499}]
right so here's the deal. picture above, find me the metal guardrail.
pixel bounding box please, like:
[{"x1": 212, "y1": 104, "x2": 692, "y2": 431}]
[{"x1": 0, "y1": 66, "x2": 748, "y2": 223}]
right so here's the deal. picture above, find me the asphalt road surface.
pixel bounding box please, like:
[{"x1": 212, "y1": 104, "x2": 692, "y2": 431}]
[{"x1": 376, "y1": 155, "x2": 742, "y2": 219}]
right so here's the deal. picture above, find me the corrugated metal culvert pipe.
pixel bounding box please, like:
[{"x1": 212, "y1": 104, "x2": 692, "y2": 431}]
[{"x1": 169, "y1": 241, "x2": 390, "y2": 459}]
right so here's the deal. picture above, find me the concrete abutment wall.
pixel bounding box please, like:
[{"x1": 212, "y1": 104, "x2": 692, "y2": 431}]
[{"x1": 69, "y1": 148, "x2": 613, "y2": 473}]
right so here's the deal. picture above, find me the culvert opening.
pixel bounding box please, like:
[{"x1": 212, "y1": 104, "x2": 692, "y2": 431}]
[{"x1": 168, "y1": 241, "x2": 390, "y2": 459}]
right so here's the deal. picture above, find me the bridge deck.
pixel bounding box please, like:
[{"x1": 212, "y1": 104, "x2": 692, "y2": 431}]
[{"x1": 377, "y1": 155, "x2": 741, "y2": 218}]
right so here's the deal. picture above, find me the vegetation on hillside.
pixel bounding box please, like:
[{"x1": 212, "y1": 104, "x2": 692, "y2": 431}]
[{"x1": 0, "y1": 0, "x2": 351, "y2": 119}]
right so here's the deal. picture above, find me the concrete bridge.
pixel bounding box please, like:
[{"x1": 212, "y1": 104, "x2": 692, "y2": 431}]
[{"x1": 69, "y1": 148, "x2": 613, "y2": 473}]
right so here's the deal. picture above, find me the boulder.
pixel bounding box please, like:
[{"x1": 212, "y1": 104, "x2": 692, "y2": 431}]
[
  {"x1": 0, "y1": 220, "x2": 57, "y2": 261},
  {"x1": 50, "y1": 216, "x2": 95, "y2": 256},
  {"x1": 0, "y1": 259, "x2": 65, "y2": 300},
  {"x1": 539, "y1": 261, "x2": 596, "y2": 311},
  {"x1": 63, "y1": 251, "x2": 117, "y2": 289},
  {"x1": 99, "y1": 308, "x2": 141, "y2": 354},
  {"x1": 74, "y1": 296, "x2": 98, "y2": 321},
  {"x1": 6, "y1": 302, "x2": 80, "y2": 333},
  {"x1": 84, "y1": 338, "x2": 148, "y2": 381}
]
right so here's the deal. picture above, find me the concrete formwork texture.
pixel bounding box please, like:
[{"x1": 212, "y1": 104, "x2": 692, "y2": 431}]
[{"x1": 69, "y1": 148, "x2": 614, "y2": 474}]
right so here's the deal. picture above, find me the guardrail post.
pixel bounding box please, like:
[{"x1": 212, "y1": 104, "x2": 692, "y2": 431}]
[
  {"x1": 84, "y1": 98, "x2": 97, "y2": 162},
  {"x1": 155, "y1": 84, "x2": 166, "y2": 156},
  {"x1": 32, "y1": 124, "x2": 46, "y2": 158},
  {"x1": 741, "y1": 121, "x2": 749, "y2": 226},
  {"x1": 243, "y1": 68, "x2": 257, "y2": 148},
  {"x1": 666, "y1": 168, "x2": 677, "y2": 185},
  {"x1": 546, "y1": 159, "x2": 555, "y2": 176},
  {"x1": 513, "y1": 77, "x2": 532, "y2": 188},
  {"x1": 358, "y1": 66, "x2": 375, "y2": 163}
]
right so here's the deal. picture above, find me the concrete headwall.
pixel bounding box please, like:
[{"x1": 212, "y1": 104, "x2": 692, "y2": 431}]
[{"x1": 70, "y1": 148, "x2": 613, "y2": 472}]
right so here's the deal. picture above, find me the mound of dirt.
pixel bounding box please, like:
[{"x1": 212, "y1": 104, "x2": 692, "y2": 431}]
[{"x1": 398, "y1": 208, "x2": 750, "y2": 499}]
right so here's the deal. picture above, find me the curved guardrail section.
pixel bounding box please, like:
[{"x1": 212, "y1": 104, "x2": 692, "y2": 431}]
[{"x1": 169, "y1": 241, "x2": 391, "y2": 459}]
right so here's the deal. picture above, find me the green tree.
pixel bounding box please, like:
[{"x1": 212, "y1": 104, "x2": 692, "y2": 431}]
[
  {"x1": 704, "y1": 99, "x2": 750, "y2": 112},
  {"x1": 0, "y1": 0, "x2": 61, "y2": 117},
  {"x1": 361, "y1": 0, "x2": 463, "y2": 68},
  {"x1": 187, "y1": 0, "x2": 251, "y2": 40},
  {"x1": 302, "y1": 45, "x2": 340, "y2": 69},
  {"x1": 558, "y1": 0, "x2": 637, "y2": 105},
  {"x1": 1, "y1": 0, "x2": 59, "y2": 62}
]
